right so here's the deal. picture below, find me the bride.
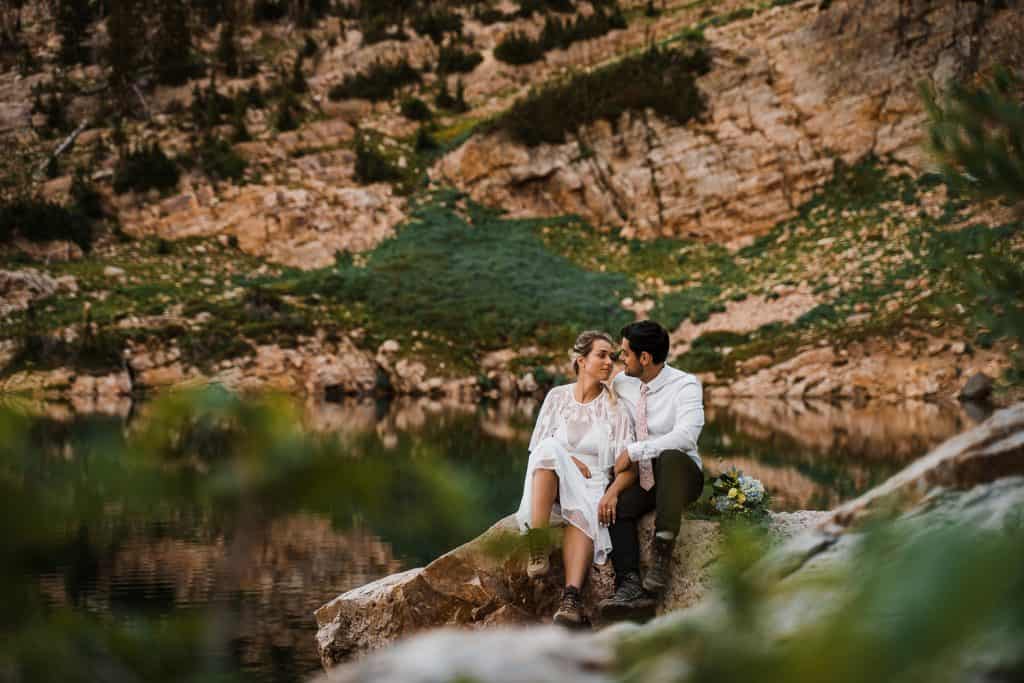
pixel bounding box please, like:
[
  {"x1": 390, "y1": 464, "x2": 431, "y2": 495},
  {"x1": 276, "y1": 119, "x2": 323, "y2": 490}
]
[{"x1": 515, "y1": 330, "x2": 637, "y2": 628}]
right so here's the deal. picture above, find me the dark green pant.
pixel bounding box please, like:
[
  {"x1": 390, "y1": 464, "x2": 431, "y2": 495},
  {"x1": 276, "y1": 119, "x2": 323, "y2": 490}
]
[{"x1": 608, "y1": 449, "x2": 704, "y2": 580}]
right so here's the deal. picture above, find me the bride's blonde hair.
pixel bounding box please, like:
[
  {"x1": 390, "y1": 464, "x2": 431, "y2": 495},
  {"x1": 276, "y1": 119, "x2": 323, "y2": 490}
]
[{"x1": 569, "y1": 330, "x2": 619, "y2": 405}]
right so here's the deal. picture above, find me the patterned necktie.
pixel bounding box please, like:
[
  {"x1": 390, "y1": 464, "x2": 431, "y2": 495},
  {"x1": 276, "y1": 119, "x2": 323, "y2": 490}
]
[{"x1": 637, "y1": 383, "x2": 655, "y2": 490}]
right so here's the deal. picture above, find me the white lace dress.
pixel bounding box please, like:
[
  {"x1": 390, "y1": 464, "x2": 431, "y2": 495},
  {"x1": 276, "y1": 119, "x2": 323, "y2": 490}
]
[{"x1": 514, "y1": 384, "x2": 635, "y2": 565}]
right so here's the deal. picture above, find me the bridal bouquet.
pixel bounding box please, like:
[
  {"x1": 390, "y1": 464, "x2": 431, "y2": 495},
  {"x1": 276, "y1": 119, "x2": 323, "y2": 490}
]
[{"x1": 707, "y1": 466, "x2": 770, "y2": 519}]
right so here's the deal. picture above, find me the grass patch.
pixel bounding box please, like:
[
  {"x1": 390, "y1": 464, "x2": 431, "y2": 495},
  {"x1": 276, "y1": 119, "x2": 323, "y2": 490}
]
[{"x1": 266, "y1": 191, "x2": 633, "y2": 358}]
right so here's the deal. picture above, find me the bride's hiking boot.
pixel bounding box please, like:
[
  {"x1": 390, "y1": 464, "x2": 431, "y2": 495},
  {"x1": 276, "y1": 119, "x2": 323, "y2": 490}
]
[
  {"x1": 597, "y1": 571, "x2": 656, "y2": 621},
  {"x1": 642, "y1": 533, "x2": 676, "y2": 595},
  {"x1": 526, "y1": 528, "x2": 550, "y2": 578},
  {"x1": 553, "y1": 586, "x2": 588, "y2": 628}
]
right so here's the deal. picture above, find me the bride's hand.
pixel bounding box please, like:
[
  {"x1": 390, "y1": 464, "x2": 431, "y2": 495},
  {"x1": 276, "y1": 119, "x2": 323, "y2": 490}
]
[
  {"x1": 571, "y1": 456, "x2": 591, "y2": 479},
  {"x1": 599, "y1": 491, "x2": 618, "y2": 526}
]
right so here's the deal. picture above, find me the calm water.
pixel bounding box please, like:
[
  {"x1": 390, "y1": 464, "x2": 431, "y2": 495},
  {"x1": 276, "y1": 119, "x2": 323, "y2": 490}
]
[{"x1": 13, "y1": 396, "x2": 981, "y2": 681}]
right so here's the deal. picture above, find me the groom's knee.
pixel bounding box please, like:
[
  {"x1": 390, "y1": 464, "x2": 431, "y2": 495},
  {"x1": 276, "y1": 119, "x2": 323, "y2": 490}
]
[{"x1": 656, "y1": 449, "x2": 704, "y2": 504}]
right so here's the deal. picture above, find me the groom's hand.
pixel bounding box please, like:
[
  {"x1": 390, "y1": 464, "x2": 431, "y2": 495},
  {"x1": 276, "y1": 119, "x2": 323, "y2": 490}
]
[{"x1": 614, "y1": 449, "x2": 632, "y2": 474}]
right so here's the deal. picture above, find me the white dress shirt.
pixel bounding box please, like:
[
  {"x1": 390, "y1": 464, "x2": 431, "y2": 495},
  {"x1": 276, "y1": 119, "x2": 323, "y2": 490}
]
[{"x1": 611, "y1": 364, "x2": 704, "y2": 470}]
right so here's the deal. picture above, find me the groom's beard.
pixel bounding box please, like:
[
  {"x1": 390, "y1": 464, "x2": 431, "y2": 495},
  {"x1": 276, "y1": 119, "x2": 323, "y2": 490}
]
[{"x1": 624, "y1": 365, "x2": 643, "y2": 378}]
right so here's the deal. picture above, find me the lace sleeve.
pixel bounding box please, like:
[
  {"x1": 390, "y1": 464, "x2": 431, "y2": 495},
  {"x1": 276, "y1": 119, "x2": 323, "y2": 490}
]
[
  {"x1": 528, "y1": 386, "x2": 564, "y2": 452},
  {"x1": 600, "y1": 400, "x2": 636, "y2": 472}
]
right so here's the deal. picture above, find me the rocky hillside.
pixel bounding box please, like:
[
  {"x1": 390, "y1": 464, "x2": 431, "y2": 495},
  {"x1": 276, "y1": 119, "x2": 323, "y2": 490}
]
[{"x1": 0, "y1": 0, "x2": 1021, "y2": 403}]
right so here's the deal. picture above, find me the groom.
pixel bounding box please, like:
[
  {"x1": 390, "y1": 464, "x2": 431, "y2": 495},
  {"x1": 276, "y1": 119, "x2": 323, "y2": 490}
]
[{"x1": 598, "y1": 320, "x2": 705, "y2": 618}]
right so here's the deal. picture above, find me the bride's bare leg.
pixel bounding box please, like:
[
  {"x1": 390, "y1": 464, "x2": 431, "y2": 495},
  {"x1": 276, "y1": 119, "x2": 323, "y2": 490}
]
[
  {"x1": 531, "y1": 469, "x2": 558, "y2": 529},
  {"x1": 562, "y1": 525, "x2": 593, "y2": 589}
]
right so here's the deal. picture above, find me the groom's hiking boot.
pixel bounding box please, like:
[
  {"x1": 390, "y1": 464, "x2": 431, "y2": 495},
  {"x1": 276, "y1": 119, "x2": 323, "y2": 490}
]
[
  {"x1": 598, "y1": 571, "x2": 656, "y2": 621},
  {"x1": 642, "y1": 534, "x2": 676, "y2": 594},
  {"x1": 526, "y1": 529, "x2": 550, "y2": 578},
  {"x1": 553, "y1": 586, "x2": 588, "y2": 628}
]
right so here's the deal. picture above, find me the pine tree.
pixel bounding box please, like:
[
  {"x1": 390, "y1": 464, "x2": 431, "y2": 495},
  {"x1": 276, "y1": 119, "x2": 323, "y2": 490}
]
[
  {"x1": 56, "y1": 0, "x2": 92, "y2": 65},
  {"x1": 105, "y1": 0, "x2": 145, "y2": 111},
  {"x1": 216, "y1": 20, "x2": 240, "y2": 77},
  {"x1": 154, "y1": 0, "x2": 195, "y2": 85}
]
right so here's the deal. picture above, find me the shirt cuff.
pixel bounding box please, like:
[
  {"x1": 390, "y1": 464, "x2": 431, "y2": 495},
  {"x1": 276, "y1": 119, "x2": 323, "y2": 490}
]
[{"x1": 627, "y1": 442, "x2": 645, "y2": 462}]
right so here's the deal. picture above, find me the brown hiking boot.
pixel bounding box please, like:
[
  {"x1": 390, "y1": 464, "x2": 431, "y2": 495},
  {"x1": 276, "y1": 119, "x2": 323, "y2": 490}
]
[
  {"x1": 597, "y1": 571, "x2": 656, "y2": 621},
  {"x1": 553, "y1": 586, "x2": 588, "y2": 628},
  {"x1": 642, "y1": 534, "x2": 676, "y2": 595}
]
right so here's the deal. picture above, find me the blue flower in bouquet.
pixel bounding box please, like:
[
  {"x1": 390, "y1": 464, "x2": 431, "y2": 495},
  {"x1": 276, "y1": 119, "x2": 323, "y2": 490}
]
[
  {"x1": 738, "y1": 476, "x2": 765, "y2": 504},
  {"x1": 714, "y1": 497, "x2": 734, "y2": 512}
]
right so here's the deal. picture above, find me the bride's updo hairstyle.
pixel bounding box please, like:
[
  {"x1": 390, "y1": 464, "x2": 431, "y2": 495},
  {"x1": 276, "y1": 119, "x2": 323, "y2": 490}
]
[{"x1": 570, "y1": 330, "x2": 615, "y2": 375}]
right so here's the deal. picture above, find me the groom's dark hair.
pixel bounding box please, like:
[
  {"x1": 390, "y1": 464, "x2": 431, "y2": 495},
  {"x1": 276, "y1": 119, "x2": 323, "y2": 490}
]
[{"x1": 620, "y1": 320, "x2": 670, "y2": 364}]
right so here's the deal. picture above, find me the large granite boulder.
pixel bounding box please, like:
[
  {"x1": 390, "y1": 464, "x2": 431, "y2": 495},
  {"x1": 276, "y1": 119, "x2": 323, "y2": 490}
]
[
  {"x1": 314, "y1": 508, "x2": 826, "y2": 667},
  {"x1": 311, "y1": 403, "x2": 1024, "y2": 683}
]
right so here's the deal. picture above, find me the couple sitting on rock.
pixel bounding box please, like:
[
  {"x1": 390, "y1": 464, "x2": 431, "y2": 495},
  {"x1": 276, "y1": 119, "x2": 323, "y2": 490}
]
[{"x1": 515, "y1": 320, "x2": 705, "y2": 627}]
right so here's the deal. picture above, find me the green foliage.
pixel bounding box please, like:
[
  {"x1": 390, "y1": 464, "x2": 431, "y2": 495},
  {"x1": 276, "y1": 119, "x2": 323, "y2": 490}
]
[
  {"x1": 289, "y1": 55, "x2": 309, "y2": 93},
  {"x1": 360, "y1": 14, "x2": 409, "y2": 44},
  {"x1": 437, "y1": 45, "x2": 483, "y2": 75},
  {"x1": 154, "y1": 0, "x2": 197, "y2": 85},
  {"x1": 400, "y1": 96, "x2": 432, "y2": 121},
  {"x1": 676, "y1": 331, "x2": 750, "y2": 373},
  {"x1": 435, "y1": 78, "x2": 469, "y2": 112},
  {"x1": 353, "y1": 130, "x2": 403, "y2": 184},
  {"x1": 922, "y1": 68, "x2": 1024, "y2": 202},
  {"x1": 8, "y1": 326, "x2": 124, "y2": 375},
  {"x1": 55, "y1": 0, "x2": 93, "y2": 65},
  {"x1": 619, "y1": 510, "x2": 1024, "y2": 683},
  {"x1": 415, "y1": 125, "x2": 440, "y2": 152},
  {"x1": 923, "y1": 70, "x2": 1024, "y2": 358},
  {"x1": 197, "y1": 137, "x2": 248, "y2": 183},
  {"x1": 275, "y1": 93, "x2": 300, "y2": 131},
  {"x1": 216, "y1": 21, "x2": 240, "y2": 76},
  {"x1": 494, "y1": 45, "x2": 710, "y2": 146},
  {"x1": 493, "y1": 30, "x2": 546, "y2": 65},
  {"x1": 301, "y1": 33, "x2": 319, "y2": 59},
  {"x1": 328, "y1": 58, "x2": 421, "y2": 102},
  {"x1": 271, "y1": 193, "x2": 632, "y2": 352},
  {"x1": 112, "y1": 143, "x2": 180, "y2": 195},
  {"x1": 31, "y1": 89, "x2": 72, "y2": 137},
  {"x1": 517, "y1": 0, "x2": 575, "y2": 16},
  {"x1": 538, "y1": 5, "x2": 626, "y2": 51},
  {"x1": 0, "y1": 198, "x2": 94, "y2": 250},
  {"x1": 652, "y1": 282, "x2": 724, "y2": 327},
  {"x1": 411, "y1": 7, "x2": 463, "y2": 43}
]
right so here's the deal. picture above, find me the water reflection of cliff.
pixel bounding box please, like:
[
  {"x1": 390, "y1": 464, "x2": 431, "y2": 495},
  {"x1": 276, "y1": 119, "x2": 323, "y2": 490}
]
[
  {"x1": 37, "y1": 515, "x2": 400, "y2": 682},
  {"x1": 703, "y1": 398, "x2": 978, "y2": 510}
]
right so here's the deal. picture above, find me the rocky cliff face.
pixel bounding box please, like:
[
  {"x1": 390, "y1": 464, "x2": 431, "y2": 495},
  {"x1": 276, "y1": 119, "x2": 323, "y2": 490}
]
[
  {"x1": 312, "y1": 401, "x2": 1024, "y2": 683},
  {"x1": 435, "y1": 0, "x2": 1022, "y2": 242}
]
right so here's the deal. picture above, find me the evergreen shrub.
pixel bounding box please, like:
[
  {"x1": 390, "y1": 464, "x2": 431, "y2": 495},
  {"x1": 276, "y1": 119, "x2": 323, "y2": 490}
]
[
  {"x1": 328, "y1": 58, "x2": 420, "y2": 102},
  {"x1": 437, "y1": 46, "x2": 483, "y2": 75},
  {"x1": 494, "y1": 31, "x2": 545, "y2": 65},
  {"x1": 494, "y1": 45, "x2": 710, "y2": 146},
  {"x1": 113, "y1": 143, "x2": 180, "y2": 195},
  {"x1": 0, "y1": 198, "x2": 94, "y2": 250}
]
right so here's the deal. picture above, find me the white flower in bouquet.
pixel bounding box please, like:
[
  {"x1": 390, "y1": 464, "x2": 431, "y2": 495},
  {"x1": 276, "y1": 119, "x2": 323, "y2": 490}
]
[{"x1": 738, "y1": 475, "x2": 765, "y2": 504}]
